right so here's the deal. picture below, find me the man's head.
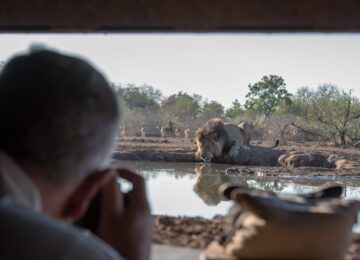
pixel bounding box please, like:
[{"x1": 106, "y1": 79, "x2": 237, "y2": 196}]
[
  {"x1": 0, "y1": 50, "x2": 120, "y2": 183},
  {"x1": 0, "y1": 50, "x2": 121, "y2": 220}
]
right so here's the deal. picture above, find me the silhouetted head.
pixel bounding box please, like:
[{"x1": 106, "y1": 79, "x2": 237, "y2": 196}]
[{"x1": 0, "y1": 50, "x2": 120, "y2": 184}]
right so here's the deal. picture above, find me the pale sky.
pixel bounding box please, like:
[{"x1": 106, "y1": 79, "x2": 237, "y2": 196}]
[{"x1": 1, "y1": 33, "x2": 360, "y2": 108}]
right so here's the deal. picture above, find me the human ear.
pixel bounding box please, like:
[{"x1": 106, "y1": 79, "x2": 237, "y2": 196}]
[{"x1": 60, "y1": 169, "x2": 113, "y2": 223}]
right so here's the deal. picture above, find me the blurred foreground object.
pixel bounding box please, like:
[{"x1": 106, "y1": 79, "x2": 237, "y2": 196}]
[{"x1": 202, "y1": 185, "x2": 360, "y2": 260}]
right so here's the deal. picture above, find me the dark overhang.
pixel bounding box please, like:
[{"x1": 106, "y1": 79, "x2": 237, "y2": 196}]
[{"x1": 0, "y1": 0, "x2": 360, "y2": 32}]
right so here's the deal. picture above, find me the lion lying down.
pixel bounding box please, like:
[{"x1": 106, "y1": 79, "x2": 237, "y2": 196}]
[{"x1": 195, "y1": 118, "x2": 278, "y2": 163}]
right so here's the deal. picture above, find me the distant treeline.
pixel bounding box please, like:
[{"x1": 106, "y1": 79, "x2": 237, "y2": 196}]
[{"x1": 113, "y1": 75, "x2": 360, "y2": 145}]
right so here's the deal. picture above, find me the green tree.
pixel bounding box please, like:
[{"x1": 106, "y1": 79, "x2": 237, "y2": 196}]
[
  {"x1": 161, "y1": 91, "x2": 202, "y2": 122},
  {"x1": 290, "y1": 84, "x2": 360, "y2": 145},
  {"x1": 225, "y1": 99, "x2": 244, "y2": 119},
  {"x1": 112, "y1": 83, "x2": 164, "y2": 135},
  {"x1": 201, "y1": 100, "x2": 224, "y2": 119},
  {"x1": 116, "y1": 83, "x2": 163, "y2": 111},
  {"x1": 245, "y1": 75, "x2": 292, "y2": 118}
]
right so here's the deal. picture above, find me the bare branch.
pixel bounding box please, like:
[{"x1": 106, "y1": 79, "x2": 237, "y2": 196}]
[{"x1": 291, "y1": 123, "x2": 324, "y2": 138}]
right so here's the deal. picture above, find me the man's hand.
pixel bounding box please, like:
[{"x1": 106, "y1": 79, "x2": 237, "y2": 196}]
[{"x1": 97, "y1": 169, "x2": 153, "y2": 260}]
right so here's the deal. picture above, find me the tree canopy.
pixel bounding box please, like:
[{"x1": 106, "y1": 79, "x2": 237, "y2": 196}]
[
  {"x1": 109, "y1": 77, "x2": 360, "y2": 145},
  {"x1": 290, "y1": 84, "x2": 360, "y2": 144},
  {"x1": 161, "y1": 91, "x2": 202, "y2": 122},
  {"x1": 245, "y1": 75, "x2": 292, "y2": 118},
  {"x1": 225, "y1": 99, "x2": 244, "y2": 119},
  {"x1": 115, "y1": 83, "x2": 162, "y2": 111},
  {"x1": 201, "y1": 100, "x2": 224, "y2": 119}
]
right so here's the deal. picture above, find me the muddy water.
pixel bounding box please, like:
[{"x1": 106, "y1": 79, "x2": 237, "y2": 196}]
[{"x1": 112, "y1": 160, "x2": 360, "y2": 232}]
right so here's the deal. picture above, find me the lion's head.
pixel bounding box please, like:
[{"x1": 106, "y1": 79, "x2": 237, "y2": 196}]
[
  {"x1": 195, "y1": 118, "x2": 227, "y2": 162},
  {"x1": 193, "y1": 164, "x2": 227, "y2": 205}
]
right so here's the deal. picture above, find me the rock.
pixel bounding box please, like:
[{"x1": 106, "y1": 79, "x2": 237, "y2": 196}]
[
  {"x1": 212, "y1": 147, "x2": 282, "y2": 166},
  {"x1": 277, "y1": 152, "x2": 335, "y2": 168}
]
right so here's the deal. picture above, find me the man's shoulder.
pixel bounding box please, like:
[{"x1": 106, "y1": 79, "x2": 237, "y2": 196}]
[{"x1": 0, "y1": 202, "x2": 123, "y2": 260}]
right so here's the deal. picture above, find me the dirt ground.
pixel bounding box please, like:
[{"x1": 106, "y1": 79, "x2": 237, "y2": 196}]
[
  {"x1": 115, "y1": 137, "x2": 360, "y2": 176},
  {"x1": 116, "y1": 137, "x2": 360, "y2": 258},
  {"x1": 115, "y1": 137, "x2": 196, "y2": 161},
  {"x1": 116, "y1": 136, "x2": 360, "y2": 161}
]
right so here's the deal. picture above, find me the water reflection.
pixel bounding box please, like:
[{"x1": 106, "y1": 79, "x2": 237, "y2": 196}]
[
  {"x1": 112, "y1": 160, "x2": 360, "y2": 222},
  {"x1": 193, "y1": 164, "x2": 248, "y2": 205},
  {"x1": 114, "y1": 160, "x2": 197, "y2": 180}
]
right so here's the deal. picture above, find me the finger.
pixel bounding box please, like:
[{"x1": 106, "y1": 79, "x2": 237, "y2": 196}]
[
  {"x1": 100, "y1": 170, "x2": 124, "y2": 214},
  {"x1": 116, "y1": 169, "x2": 146, "y2": 196},
  {"x1": 116, "y1": 169, "x2": 148, "y2": 209}
]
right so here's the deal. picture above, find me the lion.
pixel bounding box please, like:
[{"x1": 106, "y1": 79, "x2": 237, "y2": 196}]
[
  {"x1": 193, "y1": 164, "x2": 249, "y2": 205},
  {"x1": 175, "y1": 127, "x2": 181, "y2": 138},
  {"x1": 195, "y1": 118, "x2": 246, "y2": 162},
  {"x1": 238, "y1": 121, "x2": 251, "y2": 145},
  {"x1": 193, "y1": 164, "x2": 229, "y2": 205},
  {"x1": 160, "y1": 126, "x2": 166, "y2": 138},
  {"x1": 119, "y1": 125, "x2": 126, "y2": 139},
  {"x1": 140, "y1": 125, "x2": 145, "y2": 138},
  {"x1": 195, "y1": 118, "x2": 279, "y2": 163},
  {"x1": 184, "y1": 127, "x2": 190, "y2": 142}
]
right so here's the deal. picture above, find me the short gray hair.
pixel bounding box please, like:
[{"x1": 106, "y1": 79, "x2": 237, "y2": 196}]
[{"x1": 0, "y1": 50, "x2": 120, "y2": 184}]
